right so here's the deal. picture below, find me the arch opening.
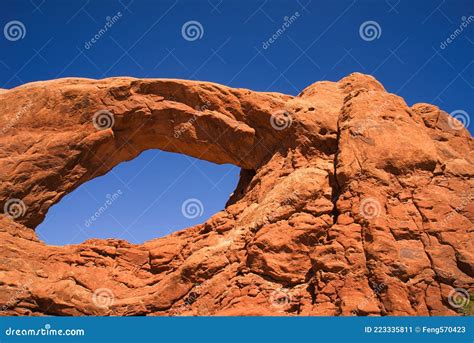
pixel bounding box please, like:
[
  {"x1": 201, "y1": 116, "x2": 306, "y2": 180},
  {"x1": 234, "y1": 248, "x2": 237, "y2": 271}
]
[{"x1": 36, "y1": 149, "x2": 240, "y2": 246}]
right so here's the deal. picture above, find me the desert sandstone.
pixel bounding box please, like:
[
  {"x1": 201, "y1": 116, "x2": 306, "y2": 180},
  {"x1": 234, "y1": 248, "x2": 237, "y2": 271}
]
[{"x1": 0, "y1": 73, "x2": 472, "y2": 316}]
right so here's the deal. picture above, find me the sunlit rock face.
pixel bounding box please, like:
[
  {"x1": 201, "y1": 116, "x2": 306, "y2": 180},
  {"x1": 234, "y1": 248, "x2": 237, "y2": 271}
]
[{"x1": 0, "y1": 73, "x2": 472, "y2": 316}]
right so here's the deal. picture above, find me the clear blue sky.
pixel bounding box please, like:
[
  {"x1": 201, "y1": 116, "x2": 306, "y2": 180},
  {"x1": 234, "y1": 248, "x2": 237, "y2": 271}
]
[{"x1": 1, "y1": 0, "x2": 472, "y2": 245}]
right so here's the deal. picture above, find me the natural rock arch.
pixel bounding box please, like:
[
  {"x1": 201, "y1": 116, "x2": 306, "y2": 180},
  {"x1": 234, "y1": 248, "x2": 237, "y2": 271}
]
[
  {"x1": 0, "y1": 73, "x2": 472, "y2": 316},
  {"x1": 35, "y1": 148, "x2": 240, "y2": 246}
]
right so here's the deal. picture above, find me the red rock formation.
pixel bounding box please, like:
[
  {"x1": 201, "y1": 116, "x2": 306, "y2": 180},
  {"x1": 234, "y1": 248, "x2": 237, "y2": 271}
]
[{"x1": 0, "y1": 73, "x2": 472, "y2": 316}]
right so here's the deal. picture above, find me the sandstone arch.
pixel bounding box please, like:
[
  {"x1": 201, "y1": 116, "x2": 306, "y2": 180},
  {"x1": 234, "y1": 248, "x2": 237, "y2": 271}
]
[{"x1": 0, "y1": 73, "x2": 472, "y2": 316}]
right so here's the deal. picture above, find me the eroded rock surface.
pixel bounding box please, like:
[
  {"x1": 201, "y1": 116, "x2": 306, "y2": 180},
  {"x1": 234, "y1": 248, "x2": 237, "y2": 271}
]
[{"x1": 0, "y1": 73, "x2": 472, "y2": 316}]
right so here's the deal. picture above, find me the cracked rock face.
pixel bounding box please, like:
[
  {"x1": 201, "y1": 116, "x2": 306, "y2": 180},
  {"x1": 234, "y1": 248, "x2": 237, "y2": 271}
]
[{"x1": 0, "y1": 73, "x2": 472, "y2": 316}]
